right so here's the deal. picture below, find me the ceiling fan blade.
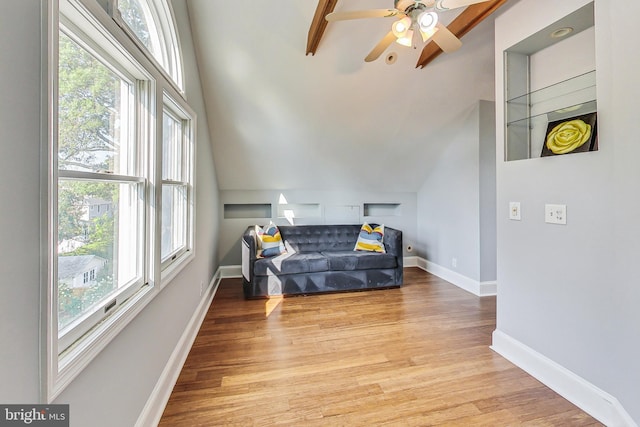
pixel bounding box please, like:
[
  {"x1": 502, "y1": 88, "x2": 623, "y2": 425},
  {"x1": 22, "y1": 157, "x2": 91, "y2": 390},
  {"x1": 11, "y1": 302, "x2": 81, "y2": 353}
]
[
  {"x1": 326, "y1": 9, "x2": 400, "y2": 22},
  {"x1": 432, "y1": 22, "x2": 462, "y2": 53},
  {"x1": 365, "y1": 31, "x2": 397, "y2": 62},
  {"x1": 435, "y1": 0, "x2": 490, "y2": 11}
]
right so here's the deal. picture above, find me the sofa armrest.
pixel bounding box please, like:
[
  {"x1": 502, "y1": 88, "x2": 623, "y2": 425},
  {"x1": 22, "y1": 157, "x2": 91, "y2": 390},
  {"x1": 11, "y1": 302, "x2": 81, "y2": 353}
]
[
  {"x1": 383, "y1": 226, "x2": 402, "y2": 257},
  {"x1": 241, "y1": 226, "x2": 257, "y2": 282},
  {"x1": 384, "y1": 226, "x2": 403, "y2": 283}
]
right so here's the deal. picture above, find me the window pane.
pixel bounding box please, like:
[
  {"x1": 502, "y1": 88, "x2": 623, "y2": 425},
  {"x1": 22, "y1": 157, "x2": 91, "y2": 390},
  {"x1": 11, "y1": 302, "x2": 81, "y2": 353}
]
[
  {"x1": 161, "y1": 184, "x2": 187, "y2": 261},
  {"x1": 118, "y1": 0, "x2": 162, "y2": 63},
  {"x1": 57, "y1": 179, "x2": 142, "y2": 331},
  {"x1": 162, "y1": 111, "x2": 183, "y2": 181},
  {"x1": 58, "y1": 32, "x2": 134, "y2": 174},
  {"x1": 117, "y1": 0, "x2": 183, "y2": 90}
]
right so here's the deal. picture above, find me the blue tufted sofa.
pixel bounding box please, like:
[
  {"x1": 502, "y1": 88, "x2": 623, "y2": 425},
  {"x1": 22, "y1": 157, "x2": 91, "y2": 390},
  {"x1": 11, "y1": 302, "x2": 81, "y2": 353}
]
[{"x1": 241, "y1": 224, "x2": 403, "y2": 299}]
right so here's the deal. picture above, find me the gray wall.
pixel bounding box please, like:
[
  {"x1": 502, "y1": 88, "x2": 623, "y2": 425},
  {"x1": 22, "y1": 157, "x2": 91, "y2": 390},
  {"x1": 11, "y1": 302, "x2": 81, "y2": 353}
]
[
  {"x1": 0, "y1": 0, "x2": 43, "y2": 403},
  {"x1": 478, "y1": 100, "x2": 497, "y2": 282},
  {"x1": 0, "y1": 1, "x2": 221, "y2": 426},
  {"x1": 417, "y1": 100, "x2": 497, "y2": 283},
  {"x1": 219, "y1": 189, "x2": 417, "y2": 265},
  {"x1": 495, "y1": 0, "x2": 640, "y2": 422},
  {"x1": 607, "y1": 0, "x2": 640, "y2": 417}
]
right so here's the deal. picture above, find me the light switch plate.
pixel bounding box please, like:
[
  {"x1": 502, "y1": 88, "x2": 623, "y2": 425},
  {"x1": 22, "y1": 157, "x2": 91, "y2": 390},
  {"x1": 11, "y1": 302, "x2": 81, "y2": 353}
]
[
  {"x1": 545, "y1": 204, "x2": 567, "y2": 225},
  {"x1": 509, "y1": 202, "x2": 521, "y2": 220}
]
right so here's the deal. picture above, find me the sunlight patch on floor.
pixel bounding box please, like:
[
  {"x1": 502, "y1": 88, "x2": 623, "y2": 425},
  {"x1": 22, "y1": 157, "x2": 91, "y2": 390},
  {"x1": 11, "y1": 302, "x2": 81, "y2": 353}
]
[{"x1": 265, "y1": 296, "x2": 283, "y2": 317}]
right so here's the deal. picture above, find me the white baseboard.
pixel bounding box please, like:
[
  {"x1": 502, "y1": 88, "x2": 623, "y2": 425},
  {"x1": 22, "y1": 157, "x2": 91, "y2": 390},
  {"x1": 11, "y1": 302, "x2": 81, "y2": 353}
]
[
  {"x1": 135, "y1": 269, "x2": 222, "y2": 427},
  {"x1": 403, "y1": 256, "x2": 419, "y2": 267},
  {"x1": 492, "y1": 329, "x2": 637, "y2": 427},
  {"x1": 219, "y1": 264, "x2": 242, "y2": 278},
  {"x1": 479, "y1": 280, "x2": 497, "y2": 295},
  {"x1": 412, "y1": 257, "x2": 497, "y2": 297}
]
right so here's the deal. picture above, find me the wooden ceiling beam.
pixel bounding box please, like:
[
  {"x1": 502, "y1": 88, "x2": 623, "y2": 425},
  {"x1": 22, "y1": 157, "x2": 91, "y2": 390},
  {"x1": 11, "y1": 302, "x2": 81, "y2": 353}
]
[
  {"x1": 416, "y1": 0, "x2": 509, "y2": 69},
  {"x1": 307, "y1": 0, "x2": 339, "y2": 56}
]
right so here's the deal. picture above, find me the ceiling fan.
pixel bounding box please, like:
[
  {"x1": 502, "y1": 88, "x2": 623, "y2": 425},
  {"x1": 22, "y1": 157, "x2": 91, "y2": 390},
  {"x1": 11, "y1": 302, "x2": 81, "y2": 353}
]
[{"x1": 325, "y1": 0, "x2": 492, "y2": 62}]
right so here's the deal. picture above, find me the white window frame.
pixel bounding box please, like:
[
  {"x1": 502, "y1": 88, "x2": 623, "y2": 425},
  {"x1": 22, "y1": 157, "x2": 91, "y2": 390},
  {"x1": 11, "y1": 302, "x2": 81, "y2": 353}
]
[
  {"x1": 56, "y1": 23, "x2": 150, "y2": 351},
  {"x1": 45, "y1": 0, "x2": 194, "y2": 402},
  {"x1": 160, "y1": 94, "x2": 195, "y2": 283},
  {"x1": 109, "y1": 0, "x2": 184, "y2": 93}
]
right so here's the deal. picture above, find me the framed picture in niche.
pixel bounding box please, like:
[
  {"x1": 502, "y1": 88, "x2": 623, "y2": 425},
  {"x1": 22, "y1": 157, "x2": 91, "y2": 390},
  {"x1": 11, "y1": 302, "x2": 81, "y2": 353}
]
[{"x1": 541, "y1": 112, "x2": 598, "y2": 157}]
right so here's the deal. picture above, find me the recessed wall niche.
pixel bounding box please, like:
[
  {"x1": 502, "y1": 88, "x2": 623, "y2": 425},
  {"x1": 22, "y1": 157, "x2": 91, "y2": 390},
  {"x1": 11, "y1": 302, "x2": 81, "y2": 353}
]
[
  {"x1": 223, "y1": 203, "x2": 272, "y2": 219},
  {"x1": 505, "y1": 2, "x2": 595, "y2": 161},
  {"x1": 363, "y1": 203, "x2": 401, "y2": 217}
]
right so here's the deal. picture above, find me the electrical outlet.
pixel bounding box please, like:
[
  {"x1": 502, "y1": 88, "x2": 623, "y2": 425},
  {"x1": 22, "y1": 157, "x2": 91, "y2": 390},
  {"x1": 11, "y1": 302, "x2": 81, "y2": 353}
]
[
  {"x1": 545, "y1": 204, "x2": 567, "y2": 225},
  {"x1": 509, "y1": 202, "x2": 521, "y2": 220},
  {"x1": 200, "y1": 281, "x2": 205, "y2": 296},
  {"x1": 451, "y1": 257, "x2": 457, "y2": 268}
]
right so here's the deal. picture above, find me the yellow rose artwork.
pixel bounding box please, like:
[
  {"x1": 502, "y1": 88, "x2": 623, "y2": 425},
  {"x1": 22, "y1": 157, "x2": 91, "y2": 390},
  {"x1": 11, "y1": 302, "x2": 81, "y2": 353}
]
[{"x1": 545, "y1": 119, "x2": 592, "y2": 154}]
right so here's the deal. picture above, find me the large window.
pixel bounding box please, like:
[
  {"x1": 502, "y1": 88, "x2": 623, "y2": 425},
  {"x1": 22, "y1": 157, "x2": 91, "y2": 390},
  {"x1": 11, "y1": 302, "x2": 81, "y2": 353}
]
[
  {"x1": 57, "y1": 27, "x2": 148, "y2": 353},
  {"x1": 161, "y1": 98, "x2": 193, "y2": 269},
  {"x1": 113, "y1": 0, "x2": 183, "y2": 90},
  {"x1": 48, "y1": 0, "x2": 194, "y2": 401}
]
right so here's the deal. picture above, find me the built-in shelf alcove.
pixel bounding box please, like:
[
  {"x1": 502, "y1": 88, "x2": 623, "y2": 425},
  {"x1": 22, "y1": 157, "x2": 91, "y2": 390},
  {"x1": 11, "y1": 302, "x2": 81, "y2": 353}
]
[
  {"x1": 363, "y1": 203, "x2": 401, "y2": 217},
  {"x1": 223, "y1": 203, "x2": 272, "y2": 219},
  {"x1": 505, "y1": 2, "x2": 595, "y2": 161}
]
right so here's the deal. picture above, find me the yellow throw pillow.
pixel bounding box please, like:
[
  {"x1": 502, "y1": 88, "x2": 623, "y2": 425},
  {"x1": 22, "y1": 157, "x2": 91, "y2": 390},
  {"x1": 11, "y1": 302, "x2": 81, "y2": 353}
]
[
  {"x1": 255, "y1": 222, "x2": 287, "y2": 258},
  {"x1": 354, "y1": 223, "x2": 385, "y2": 253}
]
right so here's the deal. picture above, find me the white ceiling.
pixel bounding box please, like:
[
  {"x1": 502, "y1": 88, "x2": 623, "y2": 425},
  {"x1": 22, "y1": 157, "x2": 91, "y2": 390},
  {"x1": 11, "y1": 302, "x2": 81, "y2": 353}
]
[{"x1": 186, "y1": 0, "x2": 500, "y2": 192}]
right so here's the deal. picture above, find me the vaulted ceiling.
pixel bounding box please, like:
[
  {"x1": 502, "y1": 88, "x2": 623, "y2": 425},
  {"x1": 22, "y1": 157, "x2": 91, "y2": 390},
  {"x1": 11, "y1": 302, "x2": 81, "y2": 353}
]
[
  {"x1": 186, "y1": 0, "x2": 512, "y2": 192},
  {"x1": 307, "y1": 0, "x2": 508, "y2": 68}
]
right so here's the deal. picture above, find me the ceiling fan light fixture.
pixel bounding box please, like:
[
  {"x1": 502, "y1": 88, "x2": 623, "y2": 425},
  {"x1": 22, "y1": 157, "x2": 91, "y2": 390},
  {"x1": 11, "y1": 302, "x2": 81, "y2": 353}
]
[
  {"x1": 420, "y1": 26, "x2": 438, "y2": 42},
  {"x1": 434, "y1": 0, "x2": 449, "y2": 11},
  {"x1": 396, "y1": 29, "x2": 414, "y2": 47},
  {"x1": 392, "y1": 16, "x2": 412, "y2": 38},
  {"x1": 417, "y1": 11, "x2": 438, "y2": 32}
]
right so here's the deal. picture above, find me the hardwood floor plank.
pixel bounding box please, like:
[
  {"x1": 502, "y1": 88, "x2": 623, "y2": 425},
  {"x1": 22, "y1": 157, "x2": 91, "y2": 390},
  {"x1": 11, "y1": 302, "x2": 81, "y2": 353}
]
[
  {"x1": 220, "y1": 354, "x2": 389, "y2": 387},
  {"x1": 159, "y1": 268, "x2": 601, "y2": 426}
]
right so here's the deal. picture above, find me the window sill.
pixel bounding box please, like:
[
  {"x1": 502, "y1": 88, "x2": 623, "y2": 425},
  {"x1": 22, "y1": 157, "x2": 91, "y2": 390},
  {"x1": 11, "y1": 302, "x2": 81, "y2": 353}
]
[
  {"x1": 160, "y1": 249, "x2": 195, "y2": 290},
  {"x1": 49, "y1": 283, "x2": 155, "y2": 402}
]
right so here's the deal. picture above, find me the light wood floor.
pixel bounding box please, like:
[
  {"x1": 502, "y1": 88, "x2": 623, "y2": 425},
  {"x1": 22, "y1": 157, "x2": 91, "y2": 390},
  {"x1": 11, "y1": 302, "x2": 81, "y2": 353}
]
[{"x1": 160, "y1": 268, "x2": 601, "y2": 426}]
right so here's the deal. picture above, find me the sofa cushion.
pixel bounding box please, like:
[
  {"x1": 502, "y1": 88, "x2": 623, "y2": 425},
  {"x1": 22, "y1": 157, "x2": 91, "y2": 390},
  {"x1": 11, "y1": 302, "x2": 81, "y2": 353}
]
[
  {"x1": 278, "y1": 224, "x2": 362, "y2": 253},
  {"x1": 321, "y1": 251, "x2": 397, "y2": 271},
  {"x1": 254, "y1": 252, "x2": 329, "y2": 276}
]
